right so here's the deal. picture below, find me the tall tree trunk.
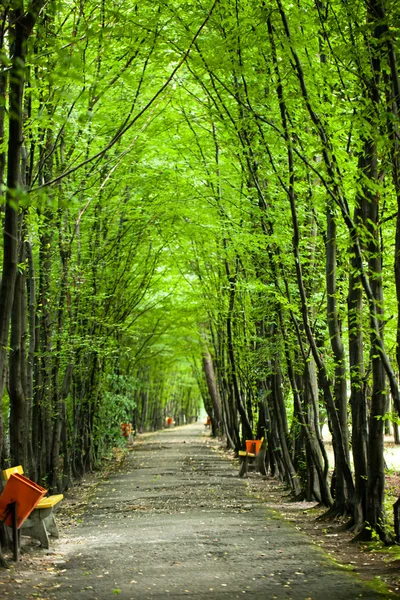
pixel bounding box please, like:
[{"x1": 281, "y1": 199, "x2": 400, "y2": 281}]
[
  {"x1": 49, "y1": 222, "x2": 73, "y2": 491},
  {"x1": 9, "y1": 214, "x2": 28, "y2": 468},
  {"x1": 26, "y1": 238, "x2": 37, "y2": 480},
  {"x1": 202, "y1": 349, "x2": 223, "y2": 434},
  {"x1": 356, "y1": 142, "x2": 388, "y2": 541},
  {"x1": 348, "y1": 206, "x2": 368, "y2": 532},
  {"x1": 326, "y1": 204, "x2": 350, "y2": 514},
  {"x1": 36, "y1": 209, "x2": 54, "y2": 480},
  {"x1": 225, "y1": 267, "x2": 253, "y2": 441},
  {"x1": 271, "y1": 357, "x2": 301, "y2": 496}
]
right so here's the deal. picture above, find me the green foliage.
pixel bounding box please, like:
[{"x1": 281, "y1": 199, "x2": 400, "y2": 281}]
[{"x1": 95, "y1": 373, "x2": 137, "y2": 445}]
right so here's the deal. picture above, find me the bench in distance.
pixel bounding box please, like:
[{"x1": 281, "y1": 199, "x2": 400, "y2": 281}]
[{"x1": 238, "y1": 438, "x2": 267, "y2": 478}]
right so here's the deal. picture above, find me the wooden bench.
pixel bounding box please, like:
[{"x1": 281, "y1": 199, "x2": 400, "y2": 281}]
[
  {"x1": 238, "y1": 438, "x2": 267, "y2": 478},
  {"x1": 2, "y1": 466, "x2": 63, "y2": 549}
]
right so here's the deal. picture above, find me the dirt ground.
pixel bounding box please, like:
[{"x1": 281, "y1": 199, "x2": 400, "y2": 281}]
[
  {"x1": 0, "y1": 423, "x2": 399, "y2": 599},
  {"x1": 245, "y1": 468, "x2": 400, "y2": 597}
]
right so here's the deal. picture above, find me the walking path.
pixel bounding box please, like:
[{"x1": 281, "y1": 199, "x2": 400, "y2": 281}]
[{"x1": 0, "y1": 423, "x2": 392, "y2": 599}]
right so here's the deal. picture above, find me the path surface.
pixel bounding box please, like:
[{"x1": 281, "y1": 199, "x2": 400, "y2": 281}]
[{"x1": 0, "y1": 423, "x2": 391, "y2": 599}]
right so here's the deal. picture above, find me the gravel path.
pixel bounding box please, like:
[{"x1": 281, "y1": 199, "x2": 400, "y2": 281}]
[{"x1": 0, "y1": 423, "x2": 392, "y2": 599}]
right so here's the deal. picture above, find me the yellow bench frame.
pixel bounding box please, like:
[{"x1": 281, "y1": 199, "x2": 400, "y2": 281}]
[{"x1": 2, "y1": 466, "x2": 63, "y2": 548}]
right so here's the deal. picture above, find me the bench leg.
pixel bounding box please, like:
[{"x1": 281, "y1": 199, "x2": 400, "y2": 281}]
[
  {"x1": 28, "y1": 520, "x2": 50, "y2": 549},
  {"x1": 44, "y1": 512, "x2": 59, "y2": 538},
  {"x1": 11, "y1": 502, "x2": 20, "y2": 561},
  {"x1": 21, "y1": 511, "x2": 50, "y2": 549},
  {"x1": 247, "y1": 457, "x2": 257, "y2": 472},
  {"x1": 238, "y1": 456, "x2": 248, "y2": 478}
]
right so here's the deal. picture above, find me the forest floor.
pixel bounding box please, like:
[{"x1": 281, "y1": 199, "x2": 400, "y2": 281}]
[
  {"x1": 0, "y1": 423, "x2": 399, "y2": 599},
  {"x1": 245, "y1": 465, "x2": 400, "y2": 597}
]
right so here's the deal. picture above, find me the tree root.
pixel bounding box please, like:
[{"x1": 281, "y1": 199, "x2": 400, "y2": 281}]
[
  {"x1": 316, "y1": 505, "x2": 350, "y2": 522},
  {"x1": 291, "y1": 492, "x2": 306, "y2": 502},
  {"x1": 347, "y1": 521, "x2": 365, "y2": 536},
  {"x1": 352, "y1": 525, "x2": 394, "y2": 545}
]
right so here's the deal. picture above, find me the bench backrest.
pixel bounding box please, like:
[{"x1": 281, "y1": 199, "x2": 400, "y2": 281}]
[{"x1": 3, "y1": 465, "x2": 24, "y2": 481}]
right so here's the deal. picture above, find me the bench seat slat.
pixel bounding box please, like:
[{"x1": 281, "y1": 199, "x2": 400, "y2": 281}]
[{"x1": 37, "y1": 494, "x2": 64, "y2": 509}]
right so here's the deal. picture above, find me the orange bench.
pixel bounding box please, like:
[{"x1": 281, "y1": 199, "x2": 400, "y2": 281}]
[
  {"x1": 120, "y1": 423, "x2": 135, "y2": 444},
  {"x1": 2, "y1": 466, "x2": 63, "y2": 549},
  {"x1": 238, "y1": 438, "x2": 266, "y2": 477}
]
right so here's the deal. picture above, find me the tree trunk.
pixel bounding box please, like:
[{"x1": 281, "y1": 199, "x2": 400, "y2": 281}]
[
  {"x1": 357, "y1": 142, "x2": 388, "y2": 541},
  {"x1": 271, "y1": 358, "x2": 301, "y2": 496},
  {"x1": 348, "y1": 205, "x2": 368, "y2": 531},
  {"x1": 202, "y1": 350, "x2": 223, "y2": 434},
  {"x1": 326, "y1": 204, "x2": 350, "y2": 514},
  {"x1": 9, "y1": 214, "x2": 28, "y2": 468},
  {"x1": 225, "y1": 268, "x2": 253, "y2": 441}
]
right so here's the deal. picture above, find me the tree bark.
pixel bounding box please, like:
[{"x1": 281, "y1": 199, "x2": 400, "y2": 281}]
[
  {"x1": 225, "y1": 266, "x2": 253, "y2": 442},
  {"x1": 326, "y1": 204, "x2": 350, "y2": 513},
  {"x1": 271, "y1": 357, "x2": 301, "y2": 496},
  {"x1": 348, "y1": 205, "x2": 368, "y2": 531},
  {"x1": 9, "y1": 214, "x2": 28, "y2": 468},
  {"x1": 202, "y1": 349, "x2": 223, "y2": 434}
]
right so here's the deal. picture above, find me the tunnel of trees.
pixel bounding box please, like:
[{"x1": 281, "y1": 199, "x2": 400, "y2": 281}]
[{"x1": 0, "y1": 0, "x2": 400, "y2": 552}]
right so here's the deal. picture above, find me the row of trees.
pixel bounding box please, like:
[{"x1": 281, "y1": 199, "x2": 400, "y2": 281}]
[
  {"x1": 0, "y1": 0, "x2": 399, "y2": 552},
  {"x1": 0, "y1": 0, "x2": 204, "y2": 500},
  {"x1": 177, "y1": 0, "x2": 400, "y2": 543}
]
